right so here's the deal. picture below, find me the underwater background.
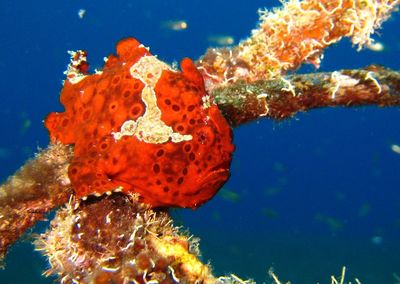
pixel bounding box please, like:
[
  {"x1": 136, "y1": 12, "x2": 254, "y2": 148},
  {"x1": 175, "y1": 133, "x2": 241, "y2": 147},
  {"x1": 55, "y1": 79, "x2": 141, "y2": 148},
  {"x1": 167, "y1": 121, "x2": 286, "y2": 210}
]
[{"x1": 0, "y1": 0, "x2": 399, "y2": 283}]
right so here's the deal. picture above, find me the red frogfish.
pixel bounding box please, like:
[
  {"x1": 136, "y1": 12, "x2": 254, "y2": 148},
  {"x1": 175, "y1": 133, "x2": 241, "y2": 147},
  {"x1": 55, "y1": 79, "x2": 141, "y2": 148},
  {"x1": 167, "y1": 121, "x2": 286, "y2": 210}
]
[{"x1": 45, "y1": 37, "x2": 234, "y2": 208}]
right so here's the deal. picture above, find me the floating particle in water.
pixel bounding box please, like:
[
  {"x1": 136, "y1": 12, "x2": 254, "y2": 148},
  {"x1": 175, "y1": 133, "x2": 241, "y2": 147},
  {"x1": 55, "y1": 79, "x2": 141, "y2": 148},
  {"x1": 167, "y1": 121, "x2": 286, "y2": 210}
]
[
  {"x1": 207, "y1": 35, "x2": 235, "y2": 46},
  {"x1": 78, "y1": 9, "x2": 86, "y2": 19},
  {"x1": 391, "y1": 144, "x2": 400, "y2": 154},
  {"x1": 161, "y1": 20, "x2": 187, "y2": 31}
]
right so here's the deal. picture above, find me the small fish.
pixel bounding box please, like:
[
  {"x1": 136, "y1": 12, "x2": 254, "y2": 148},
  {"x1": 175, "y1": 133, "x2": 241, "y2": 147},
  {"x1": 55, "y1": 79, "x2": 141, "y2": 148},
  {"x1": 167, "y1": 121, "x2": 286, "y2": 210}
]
[
  {"x1": 211, "y1": 211, "x2": 221, "y2": 222},
  {"x1": 18, "y1": 112, "x2": 31, "y2": 135},
  {"x1": 391, "y1": 144, "x2": 400, "y2": 154},
  {"x1": 366, "y1": 41, "x2": 385, "y2": 52},
  {"x1": 334, "y1": 191, "x2": 346, "y2": 201},
  {"x1": 370, "y1": 235, "x2": 384, "y2": 246},
  {"x1": 315, "y1": 213, "x2": 344, "y2": 232},
  {"x1": 393, "y1": 272, "x2": 400, "y2": 283},
  {"x1": 219, "y1": 188, "x2": 240, "y2": 203},
  {"x1": 207, "y1": 35, "x2": 235, "y2": 46},
  {"x1": 20, "y1": 118, "x2": 31, "y2": 135},
  {"x1": 261, "y1": 207, "x2": 279, "y2": 219},
  {"x1": 357, "y1": 202, "x2": 370, "y2": 217},
  {"x1": 161, "y1": 20, "x2": 188, "y2": 31},
  {"x1": 264, "y1": 186, "x2": 281, "y2": 196},
  {"x1": 273, "y1": 162, "x2": 285, "y2": 172},
  {"x1": 78, "y1": 9, "x2": 86, "y2": 19}
]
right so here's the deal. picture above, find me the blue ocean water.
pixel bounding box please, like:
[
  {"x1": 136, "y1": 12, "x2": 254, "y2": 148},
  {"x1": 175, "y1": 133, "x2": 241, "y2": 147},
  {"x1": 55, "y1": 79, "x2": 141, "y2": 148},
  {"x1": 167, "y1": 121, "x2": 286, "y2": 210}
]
[{"x1": 0, "y1": 0, "x2": 399, "y2": 283}]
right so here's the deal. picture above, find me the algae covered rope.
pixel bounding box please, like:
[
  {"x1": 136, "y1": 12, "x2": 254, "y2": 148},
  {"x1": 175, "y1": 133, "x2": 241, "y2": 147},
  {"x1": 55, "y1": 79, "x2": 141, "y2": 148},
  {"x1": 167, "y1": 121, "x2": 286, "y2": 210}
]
[{"x1": 213, "y1": 66, "x2": 400, "y2": 126}]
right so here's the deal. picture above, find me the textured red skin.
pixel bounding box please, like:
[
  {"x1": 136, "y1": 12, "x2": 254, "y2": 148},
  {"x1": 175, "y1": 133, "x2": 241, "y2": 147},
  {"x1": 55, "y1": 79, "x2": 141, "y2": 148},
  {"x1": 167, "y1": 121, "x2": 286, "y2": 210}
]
[{"x1": 45, "y1": 38, "x2": 234, "y2": 208}]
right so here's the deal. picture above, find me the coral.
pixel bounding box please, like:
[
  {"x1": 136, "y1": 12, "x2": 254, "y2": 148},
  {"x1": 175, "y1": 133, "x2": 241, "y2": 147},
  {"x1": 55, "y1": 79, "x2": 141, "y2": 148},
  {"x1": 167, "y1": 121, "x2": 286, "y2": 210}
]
[
  {"x1": 0, "y1": 143, "x2": 72, "y2": 261},
  {"x1": 35, "y1": 193, "x2": 256, "y2": 284},
  {"x1": 45, "y1": 38, "x2": 234, "y2": 208},
  {"x1": 35, "y1": 194, "x2": 220, "y2": 283},
  {"x1": 268, "y1": 266, "x2": 361, "y2": 284},
  {"x1": 198, "y1": 0, "x2": 399, "y2": 90}
]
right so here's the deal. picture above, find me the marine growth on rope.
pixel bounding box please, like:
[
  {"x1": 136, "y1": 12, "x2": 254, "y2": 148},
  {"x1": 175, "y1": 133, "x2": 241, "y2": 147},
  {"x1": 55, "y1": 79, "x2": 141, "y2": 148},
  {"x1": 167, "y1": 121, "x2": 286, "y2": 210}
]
[{"x1": 45, "y1": 37, "x2": 234, "y2": 208}]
